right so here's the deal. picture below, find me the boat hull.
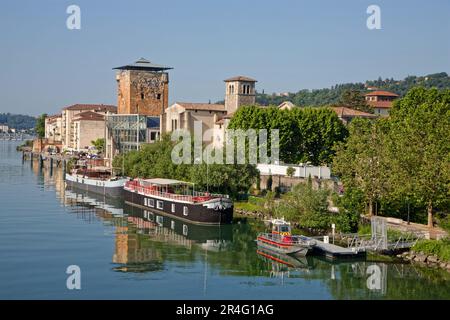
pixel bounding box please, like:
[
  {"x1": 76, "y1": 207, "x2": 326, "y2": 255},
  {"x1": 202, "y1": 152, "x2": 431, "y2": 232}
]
[
  {"x1": 124, "y1": 188, "x2": 233, "y2": 225},
  {"x1": 257, "y1": 236, "x2": 311, "y2": 256},
  {"x1": 65, "y1": 173, "x2": 126, "y2": 198}
]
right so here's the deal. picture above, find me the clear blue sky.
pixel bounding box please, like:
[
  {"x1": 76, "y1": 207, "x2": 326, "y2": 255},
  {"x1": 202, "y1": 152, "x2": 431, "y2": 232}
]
[{"x1": 0, "y1": 0, "x2": 449, "y2": 115}]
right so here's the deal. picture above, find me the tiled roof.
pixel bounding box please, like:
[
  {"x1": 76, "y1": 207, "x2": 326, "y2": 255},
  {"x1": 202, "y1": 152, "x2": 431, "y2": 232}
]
[
  {"x1": 365, "y1": 90, "x2": 399, "y2": 97},
  {"x1": 331, "y1": 106, "x2": 377, "y2": 118},
  {"x1": 63, "y1": 104, "x2": 117, "y2": 112},
  {"x1": 72, "y1": 111, "x2": 105, "y2": 122},
  {"x1": 367, "y1": 100, "x2": 394, "y2": 109},
  {"x1": 175, "y1": 102, "x2": 226, "y2": 112},
  {"x1": 224, "y1": 76, "x2": 257, "y2": 82}
]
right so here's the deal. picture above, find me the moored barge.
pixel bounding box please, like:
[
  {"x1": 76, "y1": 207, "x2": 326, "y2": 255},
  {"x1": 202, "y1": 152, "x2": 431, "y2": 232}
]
[{"x1": 124, "y1": 178, "x2": 233, "y2": 225}]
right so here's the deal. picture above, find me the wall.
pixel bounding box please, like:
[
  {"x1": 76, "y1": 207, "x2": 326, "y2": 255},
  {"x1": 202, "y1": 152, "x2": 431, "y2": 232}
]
[{"x1": 257, "y1": 163, "x2": 331, "y2": 179}]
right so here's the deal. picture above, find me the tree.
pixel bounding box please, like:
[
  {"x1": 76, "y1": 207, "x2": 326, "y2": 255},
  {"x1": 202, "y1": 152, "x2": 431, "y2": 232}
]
[
  {"x1": 228, "y1": 105, "x2": 348, "y2": 165},
  {"x1": 113, "y1": 135, "x2": 259, "y2": 199},
  {"x1": 286, "y1": 166, "x2": 295, "y2": 177},
  {"x1": 338, "y1": 89, "x2": 373, "y2": 113},
  {"x1": 35, "y1": 114, "x2": 47, "y2": 139},
  {"x1": 275, "y1": 177, "x2": 330, "y2": 229},
  {"x1": 387, "y1": 88, "x2": 450, "y2": 228},
  {"x1": 91, "y1": 138, "x2": 105, "y2": 153},
  {"x1": 332, "y1": 118, "x2": 391, "y2": 216}
]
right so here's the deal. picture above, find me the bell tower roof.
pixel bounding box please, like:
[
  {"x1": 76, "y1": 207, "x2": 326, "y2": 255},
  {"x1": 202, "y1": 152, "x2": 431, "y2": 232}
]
[{"x1": 224, "y1": 76, "x2": 257, "y2": 82}]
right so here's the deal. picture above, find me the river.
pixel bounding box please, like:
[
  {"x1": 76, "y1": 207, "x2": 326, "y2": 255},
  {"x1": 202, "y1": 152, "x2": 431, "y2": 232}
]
[{"x1": 0, "y1": 141, "x2": 449, "y2": 299}]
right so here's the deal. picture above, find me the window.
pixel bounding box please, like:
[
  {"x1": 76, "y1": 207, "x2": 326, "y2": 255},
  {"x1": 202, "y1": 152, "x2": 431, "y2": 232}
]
[
  {"x1": 144, "y1": 198, "x2": 147, "y2": 206},
  {"x1": 171, "y1": 203, "x2": 176, "y2": 213},
  {"x1": 148, "y1": 199, "x2": 154, "y2": 207},
  {"x1": 157, "y1": 200, "x2": 163, "y2": 210},
  {"x1": 171, "y1": 220, "x2": 175, "y2": 230},
  {"x1": 183, "y1": 206, "x2": 189, "y2": 216},
  {"x1": 150, "y1": 131, "x2": 157, "y2": 141},
  {"x1": 141, "y1": 92, "x2": 145, "y2": 100},
  {"x1": 183, "y1": 224, "x2": 188, "y2": 236},
  {"x1": 157, "y1": 93, "x2": 161, "y2": 100}
]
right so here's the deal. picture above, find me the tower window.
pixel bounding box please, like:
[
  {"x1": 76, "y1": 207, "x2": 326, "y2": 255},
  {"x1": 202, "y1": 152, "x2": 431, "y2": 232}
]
[
  {"x1": 141, "y1": 92, "x2": 145, "y2": 100},
  {"x1": 157, "y1": 93, "x2": 161, "y2": 100}
]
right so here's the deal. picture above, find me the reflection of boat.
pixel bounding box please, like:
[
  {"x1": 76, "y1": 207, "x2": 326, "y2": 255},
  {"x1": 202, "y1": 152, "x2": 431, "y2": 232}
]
[
  {"x1": 124, "y1": 178, "x2": 233, "y2": 225},
  {"x1": 257, "y1": 247, "x2": 313, "y2": 269},
  {"x1": 65, "y1": 164, "x2": 128, "y2": 197},
  {"x1": 124, "y1": 203, "x2": 233, "y2": 244},
  {"x1": 257, "y1": 218, "x2": 316, "y2": 256},
  {"x1": 65, "y1": 185, "x2": 124, "y2": 216}
]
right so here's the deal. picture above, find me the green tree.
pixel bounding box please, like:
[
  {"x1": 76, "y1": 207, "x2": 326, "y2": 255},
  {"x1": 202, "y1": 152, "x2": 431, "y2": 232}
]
[
  {"x1": 91, "y1": 138, "x2": 105, "y2": 153},
  {"x1": 387, "y1": 87, "x2": 450, "y2": 228},
  {"x1": 332, "y1": 118, "x2": 391, "y2": 216},
  {"x1": 35, "y1": 113, "x2": 47, "y2": 139},
  {"x1": 276, "y1": 178, "x2": 330, "y2": 230},
  {"x1": 338, "y1": 89, "x2": 373, "y2": 113},
  {"x1": 286, "y1": 166, "x2": 295, "y2": 177}
]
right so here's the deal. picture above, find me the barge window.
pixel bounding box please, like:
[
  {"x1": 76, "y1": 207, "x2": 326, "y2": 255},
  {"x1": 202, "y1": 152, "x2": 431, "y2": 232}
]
[
  {"x1": 149, "y1": 199, "x2": 154, "y2": 207},
  {"x1": 157, "y1": 200, "x2": 163, "y2": 210},
  {"x1": 183, "y1": 206, "x2": 189, "y2": 216},
  {"x1": 171, "y1": 203, "x2": 176, "y2": 213}
]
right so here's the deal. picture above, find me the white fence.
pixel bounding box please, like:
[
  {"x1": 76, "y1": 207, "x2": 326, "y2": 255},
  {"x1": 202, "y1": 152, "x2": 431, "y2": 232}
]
[{"x1": 256, "y1": 163, "x2": 331, "y2": 179}]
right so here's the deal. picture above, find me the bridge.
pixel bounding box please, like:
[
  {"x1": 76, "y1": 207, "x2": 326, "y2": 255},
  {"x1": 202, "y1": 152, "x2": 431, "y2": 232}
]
[{"x1": 0, "y1": 132, "x2": 34, "y2": 141}]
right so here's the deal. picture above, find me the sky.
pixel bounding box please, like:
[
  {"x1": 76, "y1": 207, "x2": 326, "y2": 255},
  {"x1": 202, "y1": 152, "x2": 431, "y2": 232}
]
[{"x1": 0, "y1": 0, "x2": 449, "y2": 116}]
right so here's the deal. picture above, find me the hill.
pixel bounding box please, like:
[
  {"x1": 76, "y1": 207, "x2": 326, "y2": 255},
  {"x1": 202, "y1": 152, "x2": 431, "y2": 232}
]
[
  {"x1": 0, "y1": 113, "x2": 37, "y2": 130},
  {"x1": 255, "y1": 72, "x2": 450, "y2": 106}
]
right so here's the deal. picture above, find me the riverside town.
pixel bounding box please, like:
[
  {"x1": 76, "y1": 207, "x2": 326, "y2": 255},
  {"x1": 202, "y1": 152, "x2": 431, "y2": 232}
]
[{"x1": 1, "y1": 0, "x2": 449, "y2": 307}]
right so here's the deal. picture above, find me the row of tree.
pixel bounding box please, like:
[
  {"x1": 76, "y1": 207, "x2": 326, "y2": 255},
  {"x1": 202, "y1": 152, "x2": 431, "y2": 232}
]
[
  {"x1": 227, "y1": 105, "x2": 348, "y2": 165},
  {"x1": 112, "y1": 135, "x2": 259, "y2": 199},
  {"x1": 332, "y1": 88, "x2": 450, "y2": 227}
]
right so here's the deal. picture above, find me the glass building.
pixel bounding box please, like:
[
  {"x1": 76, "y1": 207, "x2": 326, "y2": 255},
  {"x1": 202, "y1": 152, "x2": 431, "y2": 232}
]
[{"x1": 105, "y1": 114, "x2": 160, "y2": 160}]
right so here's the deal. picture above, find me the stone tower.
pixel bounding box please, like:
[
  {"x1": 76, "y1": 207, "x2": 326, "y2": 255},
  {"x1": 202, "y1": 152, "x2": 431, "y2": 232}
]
[
  {"x1": 114, "y1": 58, "x2": 173, "y2": 116},
  {"x1": 224, "y1": 76, "x2": 257, "y2": 114}
]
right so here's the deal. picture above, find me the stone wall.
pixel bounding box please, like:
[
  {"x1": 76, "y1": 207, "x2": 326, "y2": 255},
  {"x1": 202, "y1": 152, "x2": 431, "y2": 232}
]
[{"x1": 117, "y1": 70, "x2": 169, "y2": 116}]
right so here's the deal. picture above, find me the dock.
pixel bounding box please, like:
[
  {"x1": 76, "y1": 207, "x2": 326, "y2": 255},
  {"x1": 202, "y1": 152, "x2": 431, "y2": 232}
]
[{"x1": 311, "y1": 238, "x2": 366, "y2": 260}]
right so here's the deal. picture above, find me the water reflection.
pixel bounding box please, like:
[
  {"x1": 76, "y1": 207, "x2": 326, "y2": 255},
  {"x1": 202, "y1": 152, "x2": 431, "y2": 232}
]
[{"x1": 11, "y1": 157, "x2": 438, "y2": 299}]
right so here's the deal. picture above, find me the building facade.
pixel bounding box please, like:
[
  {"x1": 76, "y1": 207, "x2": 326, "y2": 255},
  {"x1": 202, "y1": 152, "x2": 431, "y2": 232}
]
[
  {"x1": 114, "y1": 58, "x2": 172, "y2": 116},
  {"x1": 161, "y1": 76, "x2": 257, "y2": 147},
  {"x1": 71, "y1": 111, "x2": 107, "y2": 151},
  {"x1": 365, "y1": 90, "x2": 399, "y2": 116},
  {"x1": 224, "y1": 76, "x2": 257, "y2": 115},
  {"x1": 44, "y1": 114, "x2": 62, "y2": 142},
  {"x1": 61, "y1": 104, "x2": 116, "y2": 150}
]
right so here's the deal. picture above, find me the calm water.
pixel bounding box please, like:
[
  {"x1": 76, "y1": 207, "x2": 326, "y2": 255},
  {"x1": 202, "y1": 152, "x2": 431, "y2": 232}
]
[{"x1": 0, "y1": 141, "x2": 449, "y2": 300}]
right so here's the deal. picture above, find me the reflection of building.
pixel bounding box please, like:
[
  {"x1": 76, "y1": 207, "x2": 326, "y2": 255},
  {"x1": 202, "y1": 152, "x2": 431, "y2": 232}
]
[{"x1": 365, "y1": 90, "x2": 399, "y2": 116}]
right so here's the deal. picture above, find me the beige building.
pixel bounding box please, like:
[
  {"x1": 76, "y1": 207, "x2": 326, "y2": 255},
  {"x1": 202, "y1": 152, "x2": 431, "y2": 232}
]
[
  {"x1": 61, "y1": 104, "x2": 116, "y2": 150},
  {"x1": 0, "y1": 124, "x2": 9, "y2": 132},
  {"x1": 44, "y1": 114, "x2": 62, "y2": 142},
  {"x1": 71, "y1": 111, "x2": 107, "y2": 151},
  {"x1": 161, "y1": 76, "x2": 257, "y2": 147},
  {"x1": 365, "y1": 90, "x2": 399, "y2": 116}
]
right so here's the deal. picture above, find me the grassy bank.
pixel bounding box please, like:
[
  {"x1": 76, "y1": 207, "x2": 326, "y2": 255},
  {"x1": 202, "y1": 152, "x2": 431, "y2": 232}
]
[{"x1": 412, "y1": 239, "x2": 450, "y2": 262}]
